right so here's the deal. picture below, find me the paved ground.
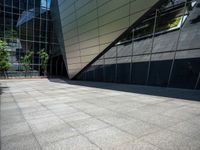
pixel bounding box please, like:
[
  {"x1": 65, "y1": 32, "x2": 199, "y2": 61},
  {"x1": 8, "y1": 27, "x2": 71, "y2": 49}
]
[{"x1": 1, "y1": 79, "x2": 200, "y2": 150}]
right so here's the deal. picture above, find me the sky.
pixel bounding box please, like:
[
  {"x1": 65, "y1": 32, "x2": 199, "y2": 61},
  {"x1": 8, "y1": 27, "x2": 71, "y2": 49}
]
[{"x1": 41, "y1": 0, "x2": 51, "y2": 9}]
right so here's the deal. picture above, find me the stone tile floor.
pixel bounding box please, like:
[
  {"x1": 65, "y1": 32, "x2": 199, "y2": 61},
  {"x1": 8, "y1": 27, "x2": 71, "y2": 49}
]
[{"x1": 1, "y1": 79, "x2": 200, "y2": 150}]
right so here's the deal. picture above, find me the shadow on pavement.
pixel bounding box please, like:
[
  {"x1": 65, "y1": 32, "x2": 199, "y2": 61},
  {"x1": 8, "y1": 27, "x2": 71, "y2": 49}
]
[
  {"x1": 48, "y1": 78, "x2": 200, "y2": 101},
  {"x1": 0, "y1": 84, "x2": 9, "y2": 95}
]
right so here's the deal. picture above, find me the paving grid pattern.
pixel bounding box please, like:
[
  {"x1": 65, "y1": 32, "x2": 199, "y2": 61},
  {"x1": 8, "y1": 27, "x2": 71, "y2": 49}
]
[{"x1": 1, "y1": 78, "x2": 200, "y2": 150}]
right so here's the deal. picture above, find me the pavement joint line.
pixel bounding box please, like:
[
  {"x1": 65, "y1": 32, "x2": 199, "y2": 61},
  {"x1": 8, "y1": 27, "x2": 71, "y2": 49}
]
[
  {"x1": 25, "y1": 91, "x2": 103, "y2": 150},
  {"x1": 76, "y1": 97, "x2": 186, "y2": 132},
  {"x1": 68, "y1": 104, "x2": 163, "y2": 150},
  {"x1": 8, "y1": 89, "x2": 43, "y2": 150},
  {"x1": 2, "y1": 79, "x2": 200, "y2": 150}
]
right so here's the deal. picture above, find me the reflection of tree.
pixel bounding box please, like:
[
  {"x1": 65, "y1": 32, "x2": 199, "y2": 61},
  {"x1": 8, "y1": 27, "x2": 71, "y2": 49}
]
[
  {"x1": 20, "y1": 51, "x2": 33, "y2": 77},
  {"x1": 38, "y1": 48, "x2": 49, "y2": 76},
  {"x1": 5, "y1": 29, "x2": 18, "y2": 42},
  {"x1": 5, "y1": 29, "x2": 18, "y2": 44},
  {"x1": 0, "y1": 40, "x2": 11, "y2": 78}
]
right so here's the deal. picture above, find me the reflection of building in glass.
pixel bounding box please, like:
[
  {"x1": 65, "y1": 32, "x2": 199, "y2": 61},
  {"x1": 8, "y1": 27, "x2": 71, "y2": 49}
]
[{"x1": 0, "y1": 0, "x2": 61, "y2": 76}]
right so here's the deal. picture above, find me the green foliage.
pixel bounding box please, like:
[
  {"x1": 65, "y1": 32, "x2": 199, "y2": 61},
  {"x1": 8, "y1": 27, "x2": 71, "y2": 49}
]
[
  {"x1": 38, "y1": 48, "x2": 49, "y2": 76},
  {"x1": 156, "y1": 17, "x2": 181, "y2": 32},
  {"x1": 5, "y1": 29, "x2": 18, "y2": 40},
  {"x1": 20, "y1": 50, "x2": 33, "y2": 76},
  {"x1": 0, "y1": 40, "x2": 11, "y2": 72},
  {"x1": 135, "y1": 16, "x2": 181, "y2": 38}
]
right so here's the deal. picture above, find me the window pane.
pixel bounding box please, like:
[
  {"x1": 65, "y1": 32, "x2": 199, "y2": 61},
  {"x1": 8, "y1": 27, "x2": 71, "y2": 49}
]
[
  {"x1": 131, "y1": 62, "x2": 148, "y2": 85},
  {"x1": 94, "y1": 65, "x2": 104, "y2": 82},
  {"x1": 197, "y1": 78, "x2": 200, "y2": 89},
  {"x1": 169, "y1": 58, "x2": 200, "y2": 89},
  {"x1": 148, "y1": 60, "x2": 171, "y2": 87},
  {"x1": 85, "y1": 68, "x2": 94, "y2": 81},
  {"x1": 117, "y1": 63, "x2": 130, "y2": 83},
  {"x1": 105, "y1": 64, "x2": 116, "y2": 82}
]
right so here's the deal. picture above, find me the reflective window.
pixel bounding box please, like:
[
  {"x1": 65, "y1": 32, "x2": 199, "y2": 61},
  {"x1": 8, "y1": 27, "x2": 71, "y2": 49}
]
[
  {"x1": 94, "y1": 65, "x2": 104, "y2": 82},
  {"x1": 0, "y1": 0, "x2": 58, "y2": 77},
  {"x1": 131, "y1": 62, "x2": 148, "y2": 85},
  {"x1": 169, "y1": 58, "x2": 200, "y2": 89},
  {"x1": 148, "y1": 60, "x2": 171, "y2": 87},
  {"x1": 75, "y1": 0, "x2": 200, "y2": 89},
  {"x1": 117, "y1": 63, "x2": 130, "y2": 83},
  {"x1": 104, "y1": 64, "x2": 116, "y2": 82}
]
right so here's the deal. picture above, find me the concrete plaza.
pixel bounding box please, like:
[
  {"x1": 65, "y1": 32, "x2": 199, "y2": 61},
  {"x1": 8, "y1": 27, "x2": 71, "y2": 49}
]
[{"x1": 1, "y1": 79, "x2": 200, "y2": 150}]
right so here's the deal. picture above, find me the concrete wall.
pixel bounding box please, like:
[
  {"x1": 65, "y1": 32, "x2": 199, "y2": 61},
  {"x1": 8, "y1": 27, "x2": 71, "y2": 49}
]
[{"x1": 57, "y1": 0, "x2": 159, "y2": 78}]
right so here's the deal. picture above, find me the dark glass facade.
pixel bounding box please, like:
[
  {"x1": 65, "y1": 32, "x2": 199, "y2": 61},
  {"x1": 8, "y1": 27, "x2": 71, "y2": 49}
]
[
  {"x1": 0, "y1": 0, "x2": 59, "y2": 77},
  {"x1": 76, "y1": 0, "x2": 200, "y2": 90}
]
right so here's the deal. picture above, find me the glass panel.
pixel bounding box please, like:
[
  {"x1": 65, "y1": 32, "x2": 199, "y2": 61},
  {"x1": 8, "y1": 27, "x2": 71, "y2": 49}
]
[
  {"x1": 197, "y1": 77, "x2": 200, "y2": 89},
  {"x1": 131, "y1": 62, "x2": 148, "y2": 85},
  {"x1": 169, "y1": 58, "x2": 200, "y2": 89},
  {"x1": 85, "y1": 67, "x2": 94, "y2": 81},
  {"x1": 117, "y1": 63, "x2": 130, "y2": 83},
  {"x1": 0, "y1": 0, "x2": 57, "y2": 78},
  {"x1": 178, "y1": 0, "x2": 200, "y2": 50},
  {"x1": 94, "y1": 65, "x2": 104, "y2": 82},
  {"x1": 148, "y1": 60, "x2": 171, "y2": 87},
  {"x1": 104, "y1": 64, "x2": 116, "y2": 82}
]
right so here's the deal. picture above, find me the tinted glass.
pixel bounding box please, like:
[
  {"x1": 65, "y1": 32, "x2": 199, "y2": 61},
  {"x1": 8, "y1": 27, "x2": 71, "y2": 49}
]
[
  {"x1": 104, "y1": 64, "x2": 116, "y2": 82},
  {"x1": 94, "y1": 65, "x2": 104, "y2": 82},
  {"x1": 117, "y1": 63, "x2": 130, "y2": 83},
  {"x1": 169, "y1": 58, "x2": 200, "y2": 89},
  {"x1": 0, "y1": 0, "x2": 57, "y2": 77},
  {"x1": 148, "y1": 60, "x2": 171, "y2": 87},
  {"x1": 131, "y1": 62, "x2": 148, "y2": 85},
  {"x1": 85, "y1": 69, "x2": 94, "y2": 81}
]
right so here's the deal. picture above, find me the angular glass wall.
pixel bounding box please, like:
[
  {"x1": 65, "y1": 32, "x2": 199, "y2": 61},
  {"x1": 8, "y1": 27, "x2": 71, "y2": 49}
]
[
  {"x1": 0, "y1": 0, "x2": 58, "y2": 77},
  {"x1": 76, "y1": 0, "x2": 200, "y2": 90},
  {"x1": 58, "y1": 0, "x2": 160, "y2": 79}
]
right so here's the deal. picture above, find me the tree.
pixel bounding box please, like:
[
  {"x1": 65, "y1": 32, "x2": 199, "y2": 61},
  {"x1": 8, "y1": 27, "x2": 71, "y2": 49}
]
[
  {"x1": 0, "y1": 40, "x2": 11, "y2": 78},
  {"x1": 38, "y1": 48, "x2": 49, "y2": 76},
  {"x1": 20, "y1": 50, "x2": 33, "y2": 77}
]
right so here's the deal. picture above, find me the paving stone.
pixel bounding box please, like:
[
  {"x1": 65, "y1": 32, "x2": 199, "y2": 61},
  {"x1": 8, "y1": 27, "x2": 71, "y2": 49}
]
[
  {"x1": 28, "y1": 117, "x2": 65, "y2": 133},
  {"x1": 140, "y1": 114, "x2": 181, "y2": 128},
  {"x1": 187, "y1": 116, "x2": 200, "y2": 126},
  {"x1": 23, "y1": 110, "x2": 56, "y2": 121},
  {"x1": 113, "y1": 139, "x2": 161, "y2": 150},
  {"x1": 118, "y1": 119, "x2": 161, "y2": 138},
  {"x1": 141, "y1": 129, "x2": 200, "y2": 150},
  {"x1": 1, "y1": 122, "x2": 31, "y2": 137},
  {"x1": 68, "y1": 117, "x2": 109, "y2": 134},
  {"x1": 168, "y1": 121, "x2": 200, "y2": 139},
  {"x1": 34, "y1": 124, "x2": 79, "y2": 146},
  {"x1": 85, "y1": 127, "x2": 136, "y2": 150},
  {"x1": 98, "y1": 113, "x2": 134, "y2": 127},
  {"x1": 43, "y1": 135, "x2": 100, "y2": 150},
  {"x1": 60, "y1": 111, "x2": 91, "y2": 122},
  {"x1": 1, "y1": 79, "x2": 200, "y2": 150},
  {"x1": 1, "y1": 102, "x2": 18, "y2": 111},
  {"x1": 162, "y1": 106, "x2": 197, "y2": 121},
  {"x1": 83, "y1": 107, "x2": 114, "y2": 117},
  {"x1": 1, "y1": 114, "x2": 25, "y2": 125},
  {"x1": 1, "y1": 132, "x2": 41, "y2": 150}
]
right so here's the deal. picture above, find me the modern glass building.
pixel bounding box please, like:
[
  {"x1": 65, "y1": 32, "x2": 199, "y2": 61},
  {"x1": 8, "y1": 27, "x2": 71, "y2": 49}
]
[
  {"x1": 0, "y1": 0, "x2": 200, "y2": 90},
  {"x1": 74, "y1": 0, "x2": 200, "y2": 90},
  {"x1": 0, "y1": 0, "x2": 61, "y2": 77}
]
